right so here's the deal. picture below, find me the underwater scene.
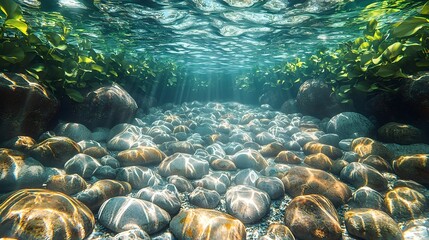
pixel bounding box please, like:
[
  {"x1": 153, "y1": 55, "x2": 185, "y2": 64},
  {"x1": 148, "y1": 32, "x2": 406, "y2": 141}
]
[{"x1": 1, "y1": 0, "x2": 429, "y2": 239}]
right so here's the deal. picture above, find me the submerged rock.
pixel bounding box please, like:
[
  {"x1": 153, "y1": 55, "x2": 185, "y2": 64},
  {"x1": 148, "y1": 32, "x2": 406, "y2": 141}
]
[
  {"x1": 378, "y1": 122, "x2": 424, "y2": 145},
  {"x1": 66, "y1": 83, "x2": 138, "y2": 129},
  {"x1": 327, "y1": 112, "x2": 375, "y2": 139},
  {"x1": 0, "y1": 73, "x2": 59, "y2": 141},
  {"x1": 189, "y1": 186, "x2": 221, "y2": 209},
  {"x1": 284, "y1": 194, "x2": 341, "y2": 240},
  {"x1": 392, "y1": 154, "x2": 429, "y2": 185},
  {"x1": 170, "y1": 208, "x2": 246, "y2": 240},
  {"x1": 54, "y1": 122, "x2": 92, "y2": 142},
  {"x1": 45, "y1": 174, "x2": 88, "y2": 196},
  {"x1": 385, "y1": 187, "x2": 427, "y2": 221},
  {"x1": 281, "y1": 166, "x2": 351, "y2": 207},
  {"x1": 0, "y1": 189, "x2": 94, "y2": 239},
  {"x1": 225, "y1": 185, "x2": 271, "y2": 224},
  {"x1": 98, "y1": 196, "x2": 170, "y2": 234},
  {"x1": 135, "y1": 184, "x2": 181, "y2": 215},
  {"x1": 76, "y1": 179, "x2": 131, "y2": 211},
  {"x1": 345, "y1": 208, "x2": 402, "y2": 240},
  {"x1": 159, "y1": 153, "x2": 209, "y2": 179},
  {"x1": 0, "y1": 148, "x2": 47, "y2": 193},
  {"x1": 30, "y1": 136, "x2": 81, "y2": 168}
]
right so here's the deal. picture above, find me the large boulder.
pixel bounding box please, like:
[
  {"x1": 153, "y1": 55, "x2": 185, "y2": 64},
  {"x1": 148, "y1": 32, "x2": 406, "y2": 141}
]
[
  {"x1": 66, "y1": 83, "x2": 137, "y2": 129},
  {"x1": 401, "y1": 73, "x2": 429, "y2": 123},
  {"x1": 327, "y1": 112, "x2": 375, "y2": 139},
  {"x1": 0, "y1": 73, "x2": 59, "y2": 141},
  {"x1": 0, "y1": 189, "x2": 94, "y2": 239},
  {"x1": 296, "y1": 79, "x2": 346, "y2": 118}
]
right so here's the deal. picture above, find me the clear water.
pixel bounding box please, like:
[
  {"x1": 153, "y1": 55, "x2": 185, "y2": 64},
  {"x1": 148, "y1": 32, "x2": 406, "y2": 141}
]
[{"x1": 19, "y1": 0, "x2": 425, "y2": 75}]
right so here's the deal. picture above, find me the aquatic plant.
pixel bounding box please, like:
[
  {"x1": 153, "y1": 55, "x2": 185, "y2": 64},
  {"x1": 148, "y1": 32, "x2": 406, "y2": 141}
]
[
  {"x1": 0, "y1": 0, "x2": 182, "y2": 102},
  {"x1": 237, "y1": 0, "x2": 429, "y2": 103}
]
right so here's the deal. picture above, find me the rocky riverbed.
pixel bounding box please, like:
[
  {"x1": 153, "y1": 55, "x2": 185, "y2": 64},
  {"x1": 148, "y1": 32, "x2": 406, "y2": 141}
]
[{"x1": 1, "y1": 101, "x2": 428, "y2": 240}]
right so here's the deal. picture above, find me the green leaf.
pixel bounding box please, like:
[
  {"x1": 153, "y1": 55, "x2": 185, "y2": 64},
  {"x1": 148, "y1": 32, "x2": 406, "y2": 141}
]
[
  {"x1": 0, "y1": 41, "x2": 25, "y2": 63},
  {"x1": 382, "y1": 42, "x2": 403, "y2": 61},
  {"x1": 5, "y1": 19, "x2": 28, "y2": 35},
  {"x1": 65, "y1": 88, "x2": 85, "y2": 102},
  {"x1": 78, "y1": 56, "x2": 94, "y2": 64},
  {"x1": 0, "y1": 0, "x2": 24, "y2": 20},
  {"x1": 421, "y1": 1, "x2": 429, "y2": 15},
  {"x1": 391, "y1": 17, "x2": 429, "y2": 38}
]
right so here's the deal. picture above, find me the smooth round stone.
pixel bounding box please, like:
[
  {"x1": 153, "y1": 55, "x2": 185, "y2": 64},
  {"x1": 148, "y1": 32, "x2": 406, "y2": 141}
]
[
  {"x1": 116, "y1": 166, "x2": 161, "y2": 189},
  {"x1": 169, "y1": 208, "x2": 246, "y2": 240},
  {"x1": 2, "y1": 136, "x2": 36, "y2": 152},
  {"x1": 153, "y1": 133, "x2": 177, "y2": 144},
  {"x1": 234, "y1": 168, "x2": 260, "y2": 186},
  {"x1": 210, "y1": 159, "x2": 237, "y2": 171},
  {"x1": 359, "y1": 155, "x2": 392, "y2": 172},
  {"x1": 281, "y1": 166, "x2": 352, "y2": 207},
  {"x1": 113, "y1": 229, "x2": 150, "y2": 240},
  {"x1": 109, "y1": 124, "x2": 141, "y2": 139},
  {"x1": 175, "y1": 132, "x2": 188, "y2": 141},
  {"x1": 393, "y1": 180, "x2": 427, "y2": 194},
  {"x1": 64, "y1": 153, "x2": 101, "y2": 179},
  {"x1": 117, "y1": 146, "x2": 166, "y2": 166},
  {"x1": 338, "y1": 138, "x2": 353, "y2": 151},
  {"x1": 256, "y1": 176, "x2": 285, "y2": 200},
  {"x1": 345, "y1": 208, "x2": 402, "y2": 240},
  {"x1": 260, "y1": 223, "x2": 295, "y2": 240},
  {"x1": 260, "y1": 142, "x2": 287, "y2": 157},
  {"x1": 231, "y1": 149, "x2": 268, "y2": 171},
  {"x1": 0, "y1": 148, "x2": 47, "y2": 193},
  {"x1": 326, "y1": 112, "x2": 375, "y2": 139},
  {"x1": 206, "y1": 143, "x2": 226, "y2": 159},
  {"x1": 82, "y1": 146, "x2": 109, "y2": 158},
  {"x1": 224, "y1": 142, "x2": 244, "y2": 155},
  {"x1": 54, "y1": 122, "x2": 92, "y2": 142},
  {"x1": 94, "y1": 165, "x2": 117, "y2": 179},
  {"x1": 392, "y1": 154, "x2": 429, "y2": 185},
  {"x1": 263, "y1": 164, "x2": 292, "y2": 178},
  {"x1": 291, "y1": 132, "x2": 319, "y2": 147},
  {"x1": 274, "y1": 150, "x2": 302, "y2": 164},
  {"x1": 45, "y1": 174, "x2": 88, "y2": 195},
  {"x1": 76, "y1": 179, "x2": 132, "y2": 211},
  {"x1": 30, "y1": 137, "x2": 81, "y2": 168},
  {"x1": 341, "y1": 151, "x2": 360, "y2": 162},
  {"x1": 100, "y1": 155, "x2": 120, "y2": 168},
  {"x1": 378, "y1": 122, "x2": 424, "y2": 145},
  {"x1": 243, "y1": 141, "x2": 261, "y2": 150},
  {"x1": 284, "y1": 194, "x2": 341, "y2": 240},
  {"x1": 193, "y1": 172, "x2": 230, "y2": 194},
  {"x1": 385, "y1": 187, "x2": 427, "y2": 221},
  {"x1": 318, "y1": 133, "x2": 340, "y2": 147},
  {"x1": 0, "y1": 189, "x2": 94, "y2": 239},
  {"x1": 304, "y1": 153, "x2": 333, "y2": 171},
  {"x1": 230, "y1": 132, "x2": 253, "y2": 144},
  {"x1": 340, "y1": 162, "x2": 388, "y2": 191},
  {"x1": 166, "y1": 141, "x2": 195, "y2": 154},
  {"x1": 255, "y1": 132, "x2": 276, "y2": 145},
  {"x1": 330, "y1": 159, "x2": 348, "y2": 175},
  {"x1": 135, "y1": 184, "x2": 181, "y2": 215},
  {"x1": 351, "y1": 137, "x2": 394, "y2": 161},
  {"x1": 167, "y1": 175, "x2": 194, "y2": 192},
  {"x1": 403, "y1": 219, "x2": 429, "y2": 240},
  {"x1": 348, "y1": 187, "x2": 386, "y2": 211},
  {"x1": 159, "y1": 153, "x2": 209, "y2": 180},
  {"x1": 284, "y1": 140, "x2": 301, "y2": 151},
  {"x1": 225, "y1": 185, "x2": 271, "y2": 224},
  {"x1": 189, "y1": 186, "x2": 221, "y2": 209},
  {"x1": 107, "y1": 131, "x2": 140, "y2": 151},
  {"x1": 303, "y1": 141, "x2": 343, "y2": 160},
  {"x1": 98, "y1": 197, "x2": 170, "y2": 234},
  {"x1": 173, "y1": 125, "x2": 191, "y2": 134}
]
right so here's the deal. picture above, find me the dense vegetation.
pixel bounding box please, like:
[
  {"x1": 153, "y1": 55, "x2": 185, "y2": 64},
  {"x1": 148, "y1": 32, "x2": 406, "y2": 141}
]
[
  {"x1": 237, "y1": 0, "x2": 429, "y2": 104},
  {"x1": 0, "y1": 0, "x2": 184, "y2": 102}
]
